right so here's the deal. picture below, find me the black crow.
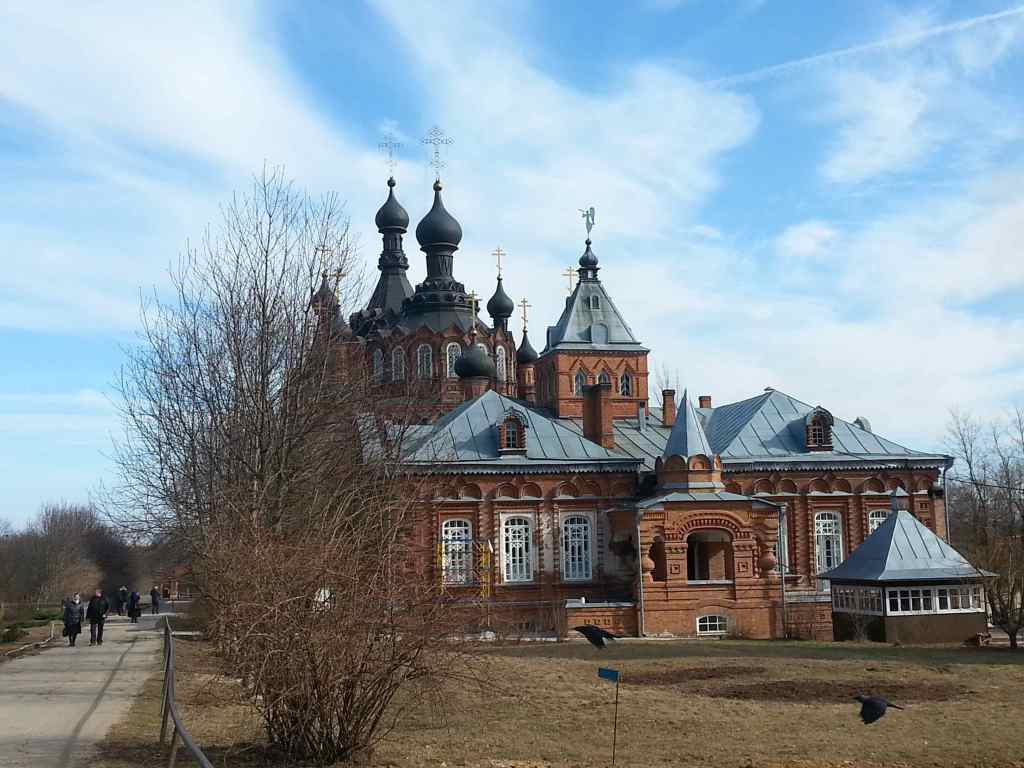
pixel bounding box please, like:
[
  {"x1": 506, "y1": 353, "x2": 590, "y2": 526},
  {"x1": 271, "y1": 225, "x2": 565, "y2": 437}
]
[
  {"x1": 855, "y1": 694, "x2": 904, "y2": 724},
  {"x1": 573, "y1": 624, "x2": 620, "y2": 649}
]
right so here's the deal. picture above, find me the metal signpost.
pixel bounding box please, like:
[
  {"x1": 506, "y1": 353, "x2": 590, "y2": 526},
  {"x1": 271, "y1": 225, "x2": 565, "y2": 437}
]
[{"x1": 597, "y1": 667, "x2": 622, "y2": 765}]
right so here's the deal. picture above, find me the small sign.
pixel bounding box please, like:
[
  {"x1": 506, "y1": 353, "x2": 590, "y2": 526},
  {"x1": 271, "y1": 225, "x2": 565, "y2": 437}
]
[{"x1": 598, "y1": 667, "x2": 621, "y2": 683}]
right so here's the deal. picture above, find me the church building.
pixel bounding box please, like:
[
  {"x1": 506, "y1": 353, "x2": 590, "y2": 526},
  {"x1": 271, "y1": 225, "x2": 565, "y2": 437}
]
[{"x1": 315, "y1": 171, "x2": 954, "y2": 640}]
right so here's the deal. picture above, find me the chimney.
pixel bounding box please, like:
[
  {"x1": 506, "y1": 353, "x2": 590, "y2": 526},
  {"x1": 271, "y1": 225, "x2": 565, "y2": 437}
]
[
  {"x1": 662, "y1": 389, "x2": 676, "y2": 427},
  {"x1": 583, "y1": 383, "x2": 615, "y2": 449},
  {"x1": 699, "y1": 395, "x2": 712, "y2": 409},
  {"x1": 637, "y1": 405, "x2": 647, "y2": 433}
]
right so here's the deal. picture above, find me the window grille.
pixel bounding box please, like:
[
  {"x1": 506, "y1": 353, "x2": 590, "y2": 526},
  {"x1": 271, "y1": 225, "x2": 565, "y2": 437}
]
[
  {"x1": 441, "y1": 520, "x2": 472, "y2": 585},
  {"x1": 598, "y1": 371, "x2": 610, "y2": 385},
  {"x1": 815, "y1": 511, "x2": 843, "y2": 590},
  {"x1": 496, "y1": 347, "x2": 507, "y2": 382},
  {"x1": 868, "y1": 508, "x2": 890, "y2": 534},
  {"x1": 619, "y1": 372, "x2": 632, "y2": 396},
  {"x1": 392, "y1": 348, "x2": 406, "y2": 381},
  {"x1": 697, "y1": 615, "x2": 728, "y2": 636},
  {"x1": 502, "y1": 517, "x2": 532, "y2": 582},
  {"x1": 562, "y1": 515, "x2": 592, "y2": 581},
  {"x1": 417, "y1": 344, "x2": 433, "y2": 379},
  {"x1": 445, "y1": 343, "x2": 461, "y2": 378},
  {"x1": 574, "y1": 370, "x2": 587, "y2": 395}
]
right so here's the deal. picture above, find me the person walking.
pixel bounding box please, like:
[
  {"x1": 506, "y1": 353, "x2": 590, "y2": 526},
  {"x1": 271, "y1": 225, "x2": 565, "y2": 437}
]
[
  {"x1": 128, "y1": 590, "x2": 141, "y2": 623},
  {"x1": 62, "y1": 593, "x2": 84, "y2": 647},
  {"x1": 86, "y1": 590, "x2": 109, "y2": 646},
  {"x1": 149, "y1": 586, "x2": 160, "y2": 615},
  {"x1": 117, "y1": 585, "x2": 128, "y2": 617}
]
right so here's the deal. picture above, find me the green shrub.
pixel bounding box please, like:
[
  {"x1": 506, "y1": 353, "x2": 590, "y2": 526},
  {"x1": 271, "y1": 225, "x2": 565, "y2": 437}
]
[{"x1": 32, "y1": 609, "x2": 62, "y2": 621}]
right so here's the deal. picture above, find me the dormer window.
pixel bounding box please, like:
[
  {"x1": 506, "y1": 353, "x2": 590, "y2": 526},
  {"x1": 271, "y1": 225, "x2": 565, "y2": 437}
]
[
  {"x1": 497, "y1": 412, "x2": 527, "y2": 455},
  {"x1": 590, "y1": 295, "x2": 601, "y2": 310},
  {"x1": 805, "y1": 407, "x2": 834, "y2": 451}
]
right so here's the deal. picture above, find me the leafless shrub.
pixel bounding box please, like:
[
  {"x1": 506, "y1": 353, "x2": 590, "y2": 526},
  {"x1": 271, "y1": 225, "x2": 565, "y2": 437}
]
[{"x1": 107, "y1": 167, "x2": 481, "y2": 762}]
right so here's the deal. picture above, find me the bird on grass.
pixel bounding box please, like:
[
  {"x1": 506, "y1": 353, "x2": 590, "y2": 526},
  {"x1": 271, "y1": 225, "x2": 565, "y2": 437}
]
[
  {"x1": 855, "y1": 694, "x2": 904, "y2": 724},
  {"x1": 573, "y1": 624, "x2": 621, "y2": 649}
]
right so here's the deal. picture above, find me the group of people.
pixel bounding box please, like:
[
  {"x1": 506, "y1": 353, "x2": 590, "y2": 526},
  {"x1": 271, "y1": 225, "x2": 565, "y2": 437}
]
[{"x1": 60, "y1": 586, "x2": 164, "y2": 647}]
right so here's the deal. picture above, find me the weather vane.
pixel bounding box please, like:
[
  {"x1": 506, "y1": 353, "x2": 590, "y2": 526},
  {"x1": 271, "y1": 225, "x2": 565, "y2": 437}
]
[
  {"x1": 379, "y1": 133, "x2": 402, "y2": 176},
  {"x1": 518, "y1": 297, "x2": 531, "y2": 331},
  {"x1": 422, "y1": 125, "x2": 453, "y2": 180},
  {"x1": 579, "y1": 206, "x2": 596, "y2": 237},
  {"x1": 492, "y1": 247, "x2": 506, "y2": 278}
]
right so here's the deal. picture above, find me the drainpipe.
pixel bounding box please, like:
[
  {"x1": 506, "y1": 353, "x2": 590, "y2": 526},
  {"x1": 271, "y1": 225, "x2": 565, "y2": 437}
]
[
  {"x1": 942, "y1": 464, "x2": 951, "y2": 541},
  {"x1": 779, "y1": 503, "x2": 789, "y2": 639},
  {"x1": 635, "y1": 513, "x2": 646, "y2": 637}
]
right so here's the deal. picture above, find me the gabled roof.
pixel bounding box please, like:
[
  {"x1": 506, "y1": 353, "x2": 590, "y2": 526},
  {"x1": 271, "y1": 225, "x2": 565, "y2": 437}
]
[
  {"x1": 541, "y1": 279, "x2": 647, "y2": 354},
  {"x1": 560, "y1": 387, "x2": 951, "y2": 471},
  {"x1": 820, "y1": 510, "x2": 988, "y2": 582},
  {"x1": 663, "y1": 389, "x2": 712, "y2": 458},
  {"x1": 402, "y1": 390, "x2": 639, "y2": 473}
]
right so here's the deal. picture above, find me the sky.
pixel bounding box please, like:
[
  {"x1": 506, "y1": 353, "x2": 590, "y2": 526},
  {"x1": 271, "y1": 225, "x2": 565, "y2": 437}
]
[{"x1": 1, "y1": 1, "x2": 1023, "y2": 526}]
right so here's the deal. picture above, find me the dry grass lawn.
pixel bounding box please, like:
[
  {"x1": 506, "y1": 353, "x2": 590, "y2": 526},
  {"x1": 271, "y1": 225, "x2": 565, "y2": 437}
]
[{"x1": 96, "y1": 635, "x2": 1024, "y2": 768}]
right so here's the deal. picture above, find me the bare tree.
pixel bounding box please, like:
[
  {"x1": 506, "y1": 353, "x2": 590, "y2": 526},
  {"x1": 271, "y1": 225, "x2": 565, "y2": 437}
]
[
  {"x1": 651, "y1": 362, "x2": 681, "y2": 406},
  {"x1": 108, "y1": 167, "x2": 477, "y2": 762},
  {"x1": 946, "y1": 408, "x2": 1024, "y2": 648}
]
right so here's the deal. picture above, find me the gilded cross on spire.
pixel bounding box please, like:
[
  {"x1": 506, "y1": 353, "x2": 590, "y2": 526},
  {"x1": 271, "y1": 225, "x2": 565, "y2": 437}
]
[
  {"x1": 492, "y1": 246, "x2": 506, "y2": 278},
  {"x1": 378, "y1": 133, "x2": 401, "y2": 176},
  {"x1": 422, "y1": 125, "x2": 453, "y2": 180},
  {"x1": 518, "y1": 297, "x2": 531, "y2": 330},
  {"x1": 562, "y1": 266, "x2": 577, "y2": 294}
]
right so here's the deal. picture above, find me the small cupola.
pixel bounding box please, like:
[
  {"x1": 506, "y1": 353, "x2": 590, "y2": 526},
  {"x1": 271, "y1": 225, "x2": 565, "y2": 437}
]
[
  {"x1": 487, "y1": 276, "x2": 514, "y2": 331},
  {"x1": 415, "y1": 180, "x2": 463, "y2": 251},
  {"x1": 374, "y1": 177, "x2": 410, "y2": 232},
  {"x1": 516, "y1": 330, "x2": 538, "y2": 364},
  {"x1": 578, "y1": 238, "x2": 599, "y2": 281},
  {"x1": 455, "y1": 342, "x2": 495, "y2": 380}
]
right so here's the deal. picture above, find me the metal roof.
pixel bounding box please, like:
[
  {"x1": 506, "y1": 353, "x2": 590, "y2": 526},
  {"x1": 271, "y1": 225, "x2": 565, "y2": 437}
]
[
  {"x1": 541, "y1": 267, "x2": 647, "y2": 354},
  {"x1": 663, "y1": 389, "x2": 712, "y2": 458},
  {"x1": 638, "y1": 491, "x2": 781, "y2": 509},
  {"x1": 560, "y1": 387, "x2": 950, "y2": 471},
  {"x1": 820, "y1": 510, "x2": 988, "y2": 582},
  {"x1": 403, "y1": 390, "x2": 639, "y2": 472}
]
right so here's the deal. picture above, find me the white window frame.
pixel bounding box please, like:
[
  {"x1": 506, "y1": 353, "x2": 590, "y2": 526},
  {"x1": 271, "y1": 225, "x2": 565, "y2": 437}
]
[
  {"x1": 831, "y1": 585, "x2": 883, "y2": 615},
  {"x1": 496, "y1": 346, "x2": 507, "y2": 383},
  {"x1": 867, "y1": 508, "x2": 890, "y2": 534},
  {"x1": 445, "y1": 342, "x2": 461, "y2": 378},
  {"x1": 417, "y1": 344, "x2": 433, "y2": 379},
  {"x1": 561, "y1": 513, "x2": 594, "y2": 582},
  {"x1": 372, "y1": 348, "x2": 384, "y2": 383},
  {"x1": 392, "y1": 347, "x2": 406, "y2": 382},
  {"x1": 886, "y1": 585, "x2": 986, "y2": 615},
  {"x1": 440, "y1": 519, "x2": 473, "y2": 585},
  {"x1": 619, "y1": 371, "x2": 632, "y2": 396},
  {"x1": 815, "y1": 510, "x2": 844, "y2": 591},
  {"x1": 697, "y1": 614, "x2": 728, "y2": 636},
  {"x1": 500, "y1": 514, "x2": 534, "y2": 583}
]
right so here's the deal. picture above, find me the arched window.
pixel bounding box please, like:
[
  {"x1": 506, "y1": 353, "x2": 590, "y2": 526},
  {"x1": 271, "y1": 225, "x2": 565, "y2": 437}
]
[
  {"x1": 574, "y1": 370, "x2": 588, "y2": 395},
  {"x1": 815, "y1": 511, "x2": 843, "y2": 590},
  {"x1": 805, "y1": 407, "x2": 834, "y2": 451},
  {"x1": 372, "y1": 349, "x2": 384, "y2": 383},
  {"x1": 619, "y1": 371, "x2": 633, "y2": 396},
  {"x1": 445, "y1": 342, "x2": 461, "y2": 378},
  {"x1": 499, "y1": 414, "x2": 525, "y2": 451},
  {"x1": 868, "y1": 508, "x2": 890, "y2": 534},
  {"x1": 562, "y1": 515, "x2": 592, "y2": 581},
  {"x1": 697, "y1": 615, "x2": 728, "y2": 636},
  {"x1": 598, "y1": 371, "x2": 610, "y2": 385},
  {"x1": 417, "y1": 344, "x2": 433, "y2": 379},
  {"x1": 441, "y1": 519, "x2": 472, "y2": 585},
  {"x1": 496, "y1": 347, "x2": 507, "y2": 382},
  {"x1": 391, "y1": 347, "x2": 406, "y2": 382},
  {"x1": 502, "y1": 516, "x2": 533, "y2": 583}
]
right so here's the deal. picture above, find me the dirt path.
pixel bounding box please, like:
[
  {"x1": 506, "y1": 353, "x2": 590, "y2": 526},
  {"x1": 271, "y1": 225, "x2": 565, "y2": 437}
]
[{"x1": 0, "y1": 612, "x2": 164, "y2": 767}]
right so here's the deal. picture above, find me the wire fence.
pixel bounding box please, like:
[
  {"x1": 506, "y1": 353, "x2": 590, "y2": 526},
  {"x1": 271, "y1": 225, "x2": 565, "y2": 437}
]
[{"x1": 159, "y1": 615, "x2": 213, "y2": 768}]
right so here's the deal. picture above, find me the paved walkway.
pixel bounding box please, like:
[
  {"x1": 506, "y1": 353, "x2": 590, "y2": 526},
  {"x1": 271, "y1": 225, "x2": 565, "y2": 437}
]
[{"x1": 0, "y1": 611, "x2": 165, "y2": 767}]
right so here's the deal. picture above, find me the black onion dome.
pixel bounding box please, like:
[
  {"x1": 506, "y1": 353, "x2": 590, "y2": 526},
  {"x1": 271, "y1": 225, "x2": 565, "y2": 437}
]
[
  {"x1": 374, "y1": 177, "x2": 409, "y2": 232},
  {"x1": 516, "y1": 330, "x2": 538, "y2": 364},
  {"x1": 486, "y1": 276, "x2": 514, "y2": 319},
  {"x1": 579, "y1": 238, "x2": 598, "y2": 268},
  {"x1": 415, "y1": 180, "x2": 463, "y2": 249},
  {"x1": 455, "y1": 343, "x2": 496, "y2": 379}
]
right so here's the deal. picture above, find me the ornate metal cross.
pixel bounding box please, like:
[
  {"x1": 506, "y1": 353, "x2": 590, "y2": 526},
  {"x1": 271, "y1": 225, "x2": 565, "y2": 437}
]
[
  {"x1": 492, "y1": 246, "x2": 506, "y2": 277},
  {"x1": 422, "y1": 125, "x2": 453, "y2": 180},
  {"x1": 562, "y1": 266, "x2": 577, "y2": 294},
  {"x1": 379, "y1": 133, "x2": 402, "y2": 175},
  {"x1": 518, "y1": 297, "x2": 531, "y2": 330}
]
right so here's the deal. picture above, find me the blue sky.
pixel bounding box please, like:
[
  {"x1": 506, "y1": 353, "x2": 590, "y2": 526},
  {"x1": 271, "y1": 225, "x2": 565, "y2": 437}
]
[{"x1": 1, "y1": 1, "x2": 1023, "y2": 526}]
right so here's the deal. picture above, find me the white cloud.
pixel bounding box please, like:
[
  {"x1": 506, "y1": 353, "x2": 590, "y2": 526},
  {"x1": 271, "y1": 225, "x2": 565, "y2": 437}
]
[{"x1": 775, "y1": 220, "x2": 839, "y2": 261}]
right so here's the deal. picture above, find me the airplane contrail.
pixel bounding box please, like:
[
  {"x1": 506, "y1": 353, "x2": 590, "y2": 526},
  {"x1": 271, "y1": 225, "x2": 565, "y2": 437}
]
[{"x1": 707, "y1": 5, "x2": 1024, "y2": 86}]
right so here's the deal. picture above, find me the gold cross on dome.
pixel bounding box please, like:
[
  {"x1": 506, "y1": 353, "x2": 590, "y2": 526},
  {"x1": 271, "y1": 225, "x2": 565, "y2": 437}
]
[
  {"x1": 379, "y1": 133, "x2": 402, "y2": 175},
  {"x1": 492, "y1": 246, "x2": 506, "y2": 277},
  {"x1": 562, "y1": 266, "x2": 577, "y2": 294},
  {"x1": 518, "y1": 298, "x2": 531, "y2": 330}
]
